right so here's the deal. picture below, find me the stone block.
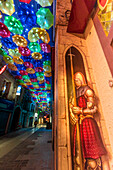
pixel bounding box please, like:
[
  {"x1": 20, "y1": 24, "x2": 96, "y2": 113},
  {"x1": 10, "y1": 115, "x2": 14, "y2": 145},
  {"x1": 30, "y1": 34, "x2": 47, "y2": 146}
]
[
  {"x1": 58, "y1": 96, "x2": 66, "y2": 119},
  {"x1": 58, "y1": 119, "x2": 67, "y2": 146},
  {"x1": 58, "y1": 147, "x2": 68, "y2": 170},
  {"x1": 58, "y1": 79, "x2": 65, "y2": 97}
]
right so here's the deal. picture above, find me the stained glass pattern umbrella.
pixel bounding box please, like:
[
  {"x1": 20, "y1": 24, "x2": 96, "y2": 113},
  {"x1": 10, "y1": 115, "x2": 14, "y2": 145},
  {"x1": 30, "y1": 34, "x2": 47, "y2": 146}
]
[
  {"x1": 35, "y1": 0, "x2": 53, "y2": 7},
  {"x1": 36, "y1": 8, "x2": 54, "y2": 30}
]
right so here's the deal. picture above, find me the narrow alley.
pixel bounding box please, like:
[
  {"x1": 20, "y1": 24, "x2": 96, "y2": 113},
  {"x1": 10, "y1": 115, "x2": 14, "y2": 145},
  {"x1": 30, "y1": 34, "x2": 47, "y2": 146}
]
[{"x1": 0, "y1": 125, "x2": 53, "y2": 170}]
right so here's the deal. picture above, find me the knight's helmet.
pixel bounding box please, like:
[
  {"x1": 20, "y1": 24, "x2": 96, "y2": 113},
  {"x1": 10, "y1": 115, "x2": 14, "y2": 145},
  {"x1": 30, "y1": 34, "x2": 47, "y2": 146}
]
[{"x1": 74, "y1": 72, "x2": 86, "y2": 85}]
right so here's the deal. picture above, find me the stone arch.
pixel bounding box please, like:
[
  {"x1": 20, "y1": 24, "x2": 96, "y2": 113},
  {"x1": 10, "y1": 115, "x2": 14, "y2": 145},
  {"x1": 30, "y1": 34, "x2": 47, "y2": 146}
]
[
  {"x1": 63, "y1": 44, "x2": 92, "y2": 86},
  {"x1": 63, "y1": 45, "x2": 92, "y2": 169},
  {"x1": 11, "y1": 106, "x2": 21, "y2": 131}
]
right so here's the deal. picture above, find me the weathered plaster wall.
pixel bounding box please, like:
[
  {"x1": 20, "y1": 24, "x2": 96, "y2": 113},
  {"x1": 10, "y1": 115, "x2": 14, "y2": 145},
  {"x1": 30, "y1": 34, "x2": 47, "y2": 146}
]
[{"x1": 86, "y1": 22, "x2": 113, "y2": 169}]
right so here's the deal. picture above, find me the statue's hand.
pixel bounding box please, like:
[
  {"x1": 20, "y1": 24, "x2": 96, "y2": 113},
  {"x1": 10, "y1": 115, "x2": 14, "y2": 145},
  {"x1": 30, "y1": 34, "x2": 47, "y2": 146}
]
[{"x1": 72, "y1": 106, "x2": 82, "y2": 115}]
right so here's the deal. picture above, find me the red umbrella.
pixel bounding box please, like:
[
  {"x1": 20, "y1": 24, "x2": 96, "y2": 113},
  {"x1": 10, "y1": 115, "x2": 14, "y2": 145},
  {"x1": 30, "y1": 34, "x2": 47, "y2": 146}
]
[
  {"x1": 20, "y1": 70, "x2": 28, "y2": 75},
  {"x1": 19, "y1": 46, "x2": 31, "y2": 56},
  {"x1": 19, "y1": 0, "x2": 31, "y2": 3},
  {"x1": 0, "y1": 22, "x2": 10, "y2": 38},
  {"x1": 40, "y1": 43, "x2": 51, "y2": 53},
  {"x1": 24, "y1": 62, "x2": 33, "y2": 68},
  {"x1": 30, "y1": 78, "x2": 37, "y2": 82},
  {"x1": 35, "y1": 67, "x2": 44, "y2": 72}
]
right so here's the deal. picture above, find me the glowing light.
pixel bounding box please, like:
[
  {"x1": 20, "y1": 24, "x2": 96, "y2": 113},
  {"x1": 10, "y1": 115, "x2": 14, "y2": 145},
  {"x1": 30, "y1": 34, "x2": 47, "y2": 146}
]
[
  {"x1": 32, "y1": 52, "x2": 42, "y2": 60},
  {"x1": 0, "y1": 65, "x2": 7, "y2": 74},
  {"x1": 36, "y1": 8, "x2": 54, "y2": 30},
  {"x1": 4, "y1": 16, "x2": 23, "y2": 34},
  {"x1": 0, "y1": 22, "x2": 11, "y2": 38},
  {"x1": 0, "y1": 0, "x2": 15, "y2": 16},
  {"x1": 12, "y1": 35, "x2": 27, "y2": 47},
  {"x1": 35, "y1": 0, "x2": 53, "y2": 7},
  {"x1": 28, "y1": 42, "x2": 41, "y2": 52},
  {"x1": 28, "y1": 27, "x2": 40, "y2": 42}
]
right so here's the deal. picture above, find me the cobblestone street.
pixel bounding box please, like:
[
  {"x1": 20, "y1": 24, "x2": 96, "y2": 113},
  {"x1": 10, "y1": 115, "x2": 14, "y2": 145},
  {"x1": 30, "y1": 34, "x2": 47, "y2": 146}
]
[{"x1": 0, "y1": 126, "x2": 53, "y2": 170}]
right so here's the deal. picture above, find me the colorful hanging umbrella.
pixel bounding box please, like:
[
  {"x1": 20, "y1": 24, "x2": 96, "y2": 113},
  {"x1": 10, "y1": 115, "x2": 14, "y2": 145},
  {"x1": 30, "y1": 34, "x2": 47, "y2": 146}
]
[
  {"x1": 0, "y1": 0, "x2": 15, "y2": 16},
  {"x1": 35, "y1": 67, "x2": 44, "y2": 72},
  {"x1": 3, "y1": 55, "x2": 14, "y2": 64},
  {"x1": 18, "y1": 4, "x2": 36, "y2": 27},
  {"x1": 4, "y1": 16, "x2": 23, "y2": 34},
  {"x1": 19, "y1": 0, "x2": 31, "y2": 3},
  {"x1": 24, "y1": 62, "x2": 33, "y2": 68},
  {"x1": 0, "y1": 22, "x2": 11, "y2": 38},
  {"x1": 18, "y1": 46, "x2": 31, "y2": 56},
  {"x1": 12, "y1": 35, "x2": 27, "y2": 47},
  {"x1": 8, "y1": 63, "x2": 17, "y2": 71},
  {"x1": 35, "y1": 0, "x2": 53, "y2": 7},
  {"x1": 8, "y1": 48, "x2": 21, "y2": 58},
  {"x1": 13, "y1": 57, "x2": 24, "y2": 64},
  {"x1": 28, "y1": 42, "x2": 41, "y2": 52},
  {"x1": 26, "y1": 68, "x2": 35, "y2": 74},
  {"x1": 39, "y1": 29, "x2": 50, "y2": 43},
  {"x1": 28, "y1": 27, "x2": 40, "y2": 42},
  {"x1": 40, "y1": 43, "x2": 51, "y2": 53},
  {"x1": 32, "y1": 52, "x2": 42, "y2": 60},
  {"x1": 36, "y1": 8, "x2": 54, "y2": 30}
]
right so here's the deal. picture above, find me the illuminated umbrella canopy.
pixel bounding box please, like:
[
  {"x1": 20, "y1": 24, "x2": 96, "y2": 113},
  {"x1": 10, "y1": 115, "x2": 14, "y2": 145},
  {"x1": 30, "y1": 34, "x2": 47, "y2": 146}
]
[
  {"x1": 3, "y1": 55, "x2": 14, "y2": 64},
  {"x1": 13, "y1": 57, "x2": 24, "y2": 64},
  {"x1": 0, "y1": 48, "x2": 7, "y2": 56},
  {"x1": 39, "y1": 29, "x2": 50, "y2": 43},
  {"x1": 28, "y1": 27, "x2": 40, "y2": 42},
  {"x1": 0, "y1": 22, "x2": 11, "y2": 38},
  {"x1": 45, "y1": 83, "x2": 51, "y2": 90},
  {"x1": 44, "y1": 72, "x2": 52, "y2": 77},
  {"x1": 19, "y1": 0, "x2": 31, "y2": 3},
  {"x1": 35, "y1": 67, "x2": 43, "y2": 72},
  {"x1": 22, "y1": 75, "x2": 30, "y2": 80},
  {"x1": 43, "y1": 60, "x2": 51, "y2": 66},
  {"x1": 28, "y1": 42, "x2": 41, "y2": 52},
  {"x1": 18, "y1": 46, "x2": 31, "y2": 56},
  {"x1": 39, "y1": 80, "x2": 45, "y2": 84},
  {"x1": 8, "y1": 48, "x2": 21, "y2": 58},
  {"x1": 1, "y1": 38, "x2": 17, "y2": 49},
  {"x1": 18, "y1": 4, "x2": 36, "y2": 27},
  {"x1": 12, "y1": 35, "x2": 27, "y2": 47},
  {"x1": 32, "y1": 52, "x2": 42, "y2": 60},
  {"x1": 36, "y1": 72, "x2": 44, "y2": 81},
  {"x1": 24, "y1": 79, "x2": 31, "y2": 82},
  {"x1": 40, "y1": 43, "x2": 51, "y2": 53},
  {"x1": 36, "y1": 8, "x2": 54, "y2": 30},
  {"x1": 35, "y1": 0, "x2": 53, "y2": 7},
  {"x1": 32, "y1": 82, "x2": 38, "y2": 85},
  {"x1": 20, "y1": 70, "x2": 28, "y2": 75},
  {"x1": 4, "y1": 16, "x2": 23, "y2": 34},
  {"x1": 24, "y1": 62, "x2": 33, "y2": 68},
  {"x1": 15, "y1": 75, "x2": 23, "y2": 80},
  {"x1": 43, "y1": 65, "x2": 51, "y2": 73},
  {"x1": 26, "y1": 68, "x2": 35, "y2": 74},
  {"x1": 0, "y1": 0, "x2": 15, "y2": 15},
  {"x1": 8, "y1": 63, "x2": 17, "y2": 71}
]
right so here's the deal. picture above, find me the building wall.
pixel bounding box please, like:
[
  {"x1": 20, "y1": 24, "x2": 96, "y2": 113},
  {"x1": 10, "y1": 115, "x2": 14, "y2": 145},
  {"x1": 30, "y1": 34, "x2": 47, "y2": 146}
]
[
  {"x1": 55, "y1": 25, "x2": 98, "y2": 169},
  {"x1": 86, "y1": 21, "x2": 113, "y2": 169},
  {"x1": 55, "y1": 1, "x2": 112, "y2": 170}
]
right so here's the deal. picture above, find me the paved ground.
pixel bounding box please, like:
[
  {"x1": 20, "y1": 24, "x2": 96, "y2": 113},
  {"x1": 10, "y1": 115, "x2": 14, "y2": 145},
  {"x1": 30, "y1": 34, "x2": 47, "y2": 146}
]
[{"x1": 0, "y1": 125, "x2": 54, "y2": 170}]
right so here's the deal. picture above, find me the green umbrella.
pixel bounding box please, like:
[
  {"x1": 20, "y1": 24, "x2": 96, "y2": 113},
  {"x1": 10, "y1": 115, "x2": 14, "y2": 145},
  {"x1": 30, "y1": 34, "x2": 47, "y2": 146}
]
[{"x1": 36, "y1": 8, "x2": 54, "y2": 30}]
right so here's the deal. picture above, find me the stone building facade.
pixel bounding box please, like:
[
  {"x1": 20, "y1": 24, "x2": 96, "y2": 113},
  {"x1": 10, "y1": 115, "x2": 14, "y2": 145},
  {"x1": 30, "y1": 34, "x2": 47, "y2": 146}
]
[{"x1": 54, "y1": 0, "x2": 113, "y2": 169}]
